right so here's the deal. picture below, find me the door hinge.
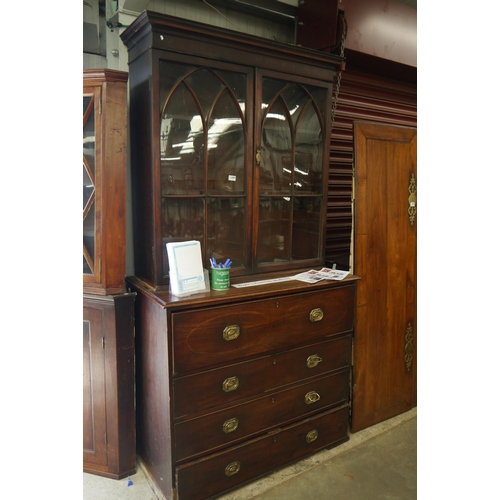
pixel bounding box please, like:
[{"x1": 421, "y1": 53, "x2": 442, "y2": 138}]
[
  {"x1": 351, "y1": 337, "x2": 355, "y2": 366},
  {"x1": 102, "y1": 337, "x2": 105, "y2": 349}
]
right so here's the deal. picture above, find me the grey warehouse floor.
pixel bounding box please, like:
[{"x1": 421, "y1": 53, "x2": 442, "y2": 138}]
[{"x1": 83, "y1": 408, "x2": 417, "y2": 500}]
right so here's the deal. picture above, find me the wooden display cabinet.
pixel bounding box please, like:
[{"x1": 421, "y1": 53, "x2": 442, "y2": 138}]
[
  {"x1": 121, "y1": 12, "x2": 353, "y2": 500},
  {"x1": 121, "y1": 11, "x2": 343, "y2": 292},
  {"x1": 83, "y1": 69, "x2": 136, "y2": 479},
  {"x1": 83, "y1": 69, "x2": 128, "y2": 295}
]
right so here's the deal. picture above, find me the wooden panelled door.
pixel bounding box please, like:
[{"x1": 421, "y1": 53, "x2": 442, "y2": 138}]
[{"x1": 351, "y1": 121, "x2": 417, "y2": 433}]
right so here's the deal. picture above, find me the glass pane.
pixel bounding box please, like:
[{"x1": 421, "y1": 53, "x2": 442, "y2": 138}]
[
  {"x1": 281, "y1": 84, "x2": 309, "y2": 128},
  {"x1": 83, "y1": 255, "x2": 92, "y2": 274},
  {"x1": 207, "y1": 89, "x2": 245, "y2": 194},
  {"x1": 83, "y1": 104, "x2": 95, "y2": 179},
  {"x1": 260, "y1": 98, "x2": 292, "y2": 194},
  {"x1": 291, "y1": 197, "x2": 322, "y2": 260},
  {"x1": 207, "y1": 197, "x2": 246, "y2": 268},
  {"x1": 185, "y1": 68, "x2": 225, "y2": 120},
  {"x1": 83, "y1": 96, "x2": 92, "y2": 114},
  {"x1": 161, "y1": 82, "x2": 205, "y2": 195},
  {"x1": 83, "y1": 199, "x2": 95, "y2": 272},
  {"x1": 295, "y1": 102, "x2": 323, "y2": 194},
  {"x1": 159, "y1": 61, "x2": 197, "y2": 104},
  {"x1": 83, "y1": 163, "x2": 94, "y2": 210},
  {"x1": 161, "y1": 198, "x2": 205, "y2": 276},
  {"x1": 262, "y1": 78, "x2": 287, "y2": 109},
  {"x1": 304, "y1": 84, "x2": 327, "y2": 123},
  {"x1": 257, "y1": 197, "x2": 290, "y2": 264}
]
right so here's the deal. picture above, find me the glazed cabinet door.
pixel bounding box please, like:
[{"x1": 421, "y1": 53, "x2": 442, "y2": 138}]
[
  {"x1": 83, "y1": 86, "x2": 101, "y2": 285},
  {"x1": 255, "y1": 70, "x2": 331, "y2": 273},
  {"x1": 157, "y1": 57, "x2": 254, "y2": 279}
]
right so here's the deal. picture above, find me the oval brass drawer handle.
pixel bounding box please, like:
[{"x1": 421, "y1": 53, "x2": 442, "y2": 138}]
[
  {"x1": 225, "y1": 461, "x2": 241, "y2": 477},
  {"x1": 306, "y1": 354, "x2": 322, "y2": 368},
  {"x1": 223, "y1": 325, "x2": 240, "y2": 341},
  {"x1": 309, "y1": 308, "x2": 324, "y2": 322},
  {"x1": 306, "y1": 429, "x2": 319, "y2": 443},
  {"x1": 223, "y1": 417, "x2": 239, "y2": 434},
  {"x1": 304, "y1": 391, "x2": 321, "y2": 404},
  {"x1": 222, "y1": 376, "x2": 239, "y2": 393}
]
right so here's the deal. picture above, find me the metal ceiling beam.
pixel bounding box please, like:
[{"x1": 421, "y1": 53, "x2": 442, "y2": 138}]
[{"x1": 206, "y1": 0, "x2": 298, "y2": 25}]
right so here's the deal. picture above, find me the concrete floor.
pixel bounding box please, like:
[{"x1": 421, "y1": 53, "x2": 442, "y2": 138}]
[{"x1": 83, "y1": 408, "x2": 416, "y2": 500}]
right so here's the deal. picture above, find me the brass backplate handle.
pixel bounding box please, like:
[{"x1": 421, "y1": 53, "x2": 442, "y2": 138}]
[
  {"x1": 309, "y1": 308, "x2": 324, "y2": 322},
  {"x1": 408, "y1": 173, "x2": 416, "y2": 226},
  {"x1": 305, "y1": 391, "x2": 321, "y2": 404},
  {"x1": 222, "y1": 376, "x2": 239, "y2": 393},
  {"x1": 223, "y1": 418, "x2": 239, "y2": 434},
  {"x1": 306, "y1": 429, "x2": 319, "y2": 443},
  {"x1": 306, "y1": 354, "x2": 323, "y2": 368},
  {"x1": 225, "y1": 461, "x2": 241, "y2": 477},
  {"x1": 223, "y1": 325, "x2": 240, "y2": 341}
]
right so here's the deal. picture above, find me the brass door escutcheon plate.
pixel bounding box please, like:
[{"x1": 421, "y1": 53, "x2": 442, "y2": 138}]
[{"x1": 408, "y1": 173, "x2": 416, "y2": 226}]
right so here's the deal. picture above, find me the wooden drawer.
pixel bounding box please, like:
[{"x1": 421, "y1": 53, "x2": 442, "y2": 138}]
[
  {"x1": 171, "y1": 285, "x2": 355, "y2": 374},
  {"x1": 173, "y1": 334, "x2": 351, "y2": 418},
  {"x1": 176, "y1": 405, "x2": 349, "y2": 500},
  {"x1": 175, "y1": 370, "x2": 349, "y2": 462}
]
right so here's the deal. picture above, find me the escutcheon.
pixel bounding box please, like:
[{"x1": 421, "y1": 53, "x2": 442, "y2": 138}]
[
  {"x1": 223, "y1": 325, "x2": 240, "y2": 341},
  {"x1": 225, "y1": 461, "x2": 241, "y2": 477},
  {"x1": 309, "y1": 308, "x2": 324, "y2": 322},
  {"x1": 222, "y1": 376, "x2": 239, "y2": 393},
  {"x1": 306, "y1": 429, "x2": 319, "y2": 443}
]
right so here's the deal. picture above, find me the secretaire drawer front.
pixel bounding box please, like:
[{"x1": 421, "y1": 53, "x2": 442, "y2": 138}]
[
  {"x1": 176, "y1": 405, "x2": 349, "y2": 500},
  {"x1": 173, "y1": 334, "x2": 352, "y2": 417},
  {"x1": 174, "y1": 370, "x2": 349, "y2": 462},
  {"x1": 171, "y1": 284, "x2": 355, "y2": 374}
]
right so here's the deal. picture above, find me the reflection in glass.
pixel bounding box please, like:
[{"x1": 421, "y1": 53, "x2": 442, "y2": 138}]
[
  {"x1": 83, "y1": 95, "x2": 96, "y2": 275},
  {"x1": 260, "y1": 98, "x2": 292, "y2": 194},
  {"x1": 83, "y1": 101, "x2": 95, "y2": 178},
  {"x1": 83, "y1": 199, "x2": 95, "y2": 271},
  {"x1": 207, "y1": 197, "x2": 246, "y2": 268},
  {"x1": 83, "y1": 164, "x2": 94, "y2": 210},
  {"x1": 207, "y1": 90, "x2": 245, "y2": 194},
  {"x1": 158, "y1": 61, "x2": 248, "y2": 272},
  {"x1": 257, "y1": 197, "x2": 290, "y2": 264},
  {"x1": 257, "y1": 77, "x2": 326, "y2": 266},
  {"x1": 295, "y1": 102, "x2": 322, "y2": 194},
  {"x1": 161, "y1": 82, "x2": 205, "y2": 195},
  {"x1": 161, "y1": 198, "x2": 205, "y2": 276},
  {"x1": 291, "y1": 197, "x2": 321, "y2": 260}
]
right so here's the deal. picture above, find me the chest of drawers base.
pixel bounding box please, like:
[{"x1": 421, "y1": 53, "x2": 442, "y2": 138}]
[{"x1": 129, "y1": 275, "x2": 357, "y2": 500}]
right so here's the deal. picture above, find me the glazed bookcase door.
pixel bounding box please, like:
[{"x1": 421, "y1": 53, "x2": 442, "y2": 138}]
[
  {"x1": 254, "y1": 70, "x2": 330, "y2": 273},
  {"x1": 83, "y1": 87, "x2": 101, "y2": 285},
  {"x1": 158, "y1": 57, "x2": 254, "y2": 279}
]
